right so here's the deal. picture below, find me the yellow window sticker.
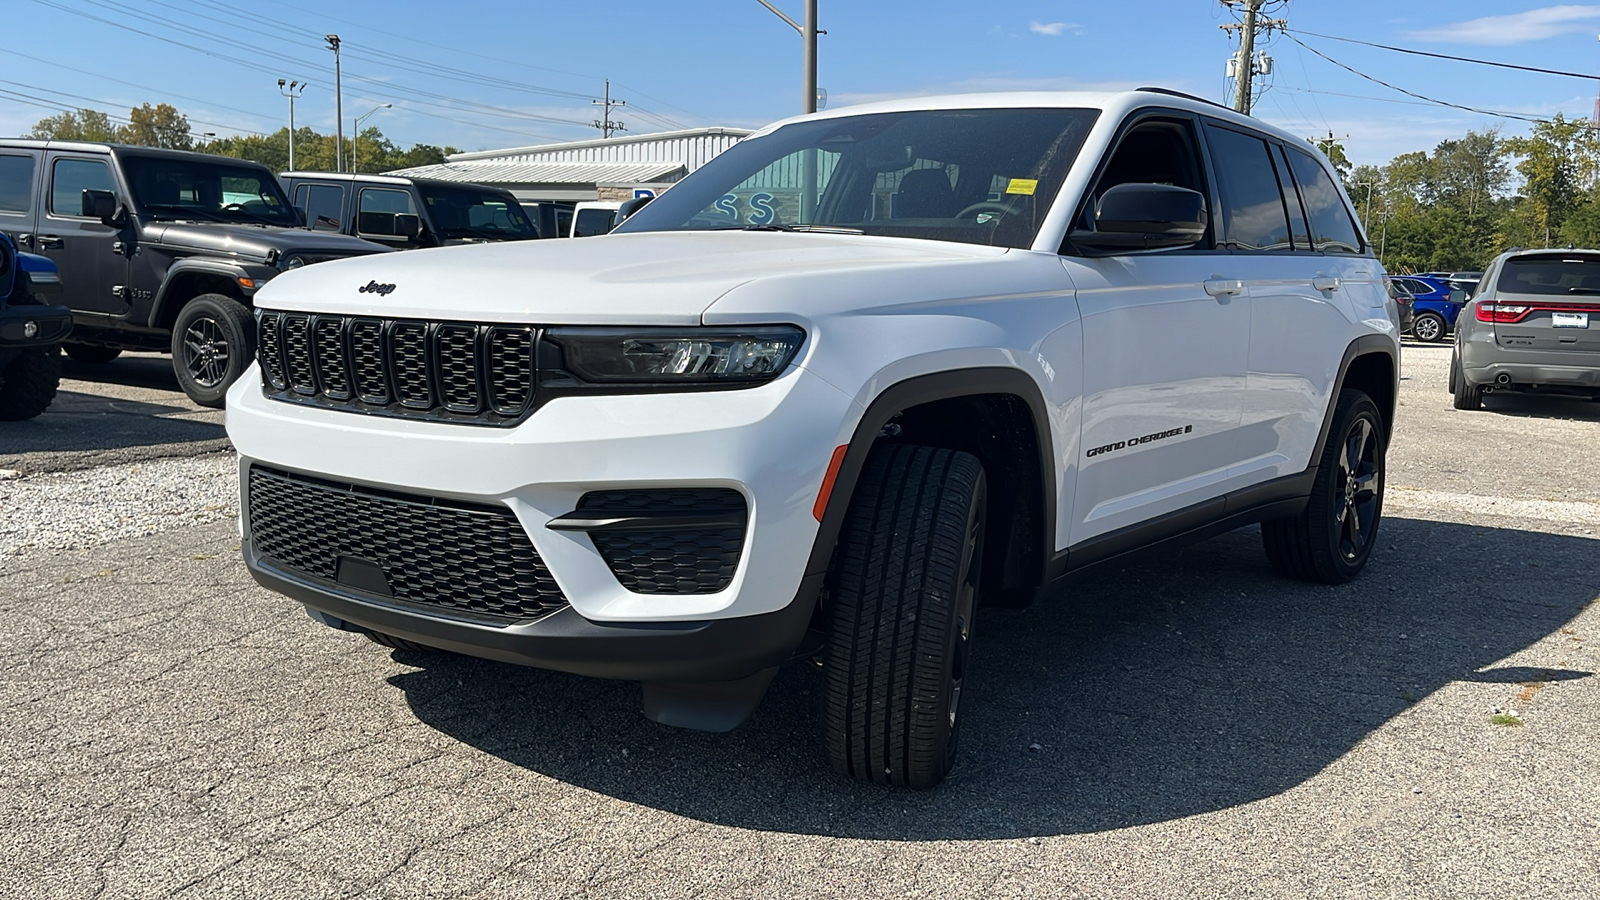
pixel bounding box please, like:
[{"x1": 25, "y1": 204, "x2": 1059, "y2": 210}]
[{"x1": 1006, "y1": 178, "x2": 1038, "y2": 196}]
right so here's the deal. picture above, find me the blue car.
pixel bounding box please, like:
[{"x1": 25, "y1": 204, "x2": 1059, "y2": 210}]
[
  {"x1": 1390, "y1": 274, "x2": 1462, "y2": 342},
  {"x1": 0, "y1": 231, "x2": 70, "y2": 420}
]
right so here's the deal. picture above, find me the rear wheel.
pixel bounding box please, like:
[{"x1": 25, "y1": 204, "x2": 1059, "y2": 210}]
[
  {"x1": 170, "y1": 294, "x2": 254, "y2": 408},
  {"x1": 63, "y1": 343, "x2": 122, "y2": 364},
  {"x1": 0, "y1": 347, "x2": 62, "y2": 420},
  {"x1": 822, "y1": 444, "x2": 987, "y2": 789},
  {"x1": 1262, "y1": 390, "x2": 1385, "y2": 584},
  {"x1": 1451, "y1": 354, "x2": 1483, "y2": 410},
  {"x1": 1413, "y1": 312, "x2": 1446, "y2": 343}
]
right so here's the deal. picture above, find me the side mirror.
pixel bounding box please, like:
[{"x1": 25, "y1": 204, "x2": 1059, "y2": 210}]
[
  {"x1": 616, "y1": 195, "x2": 653, "y2": 224},
  {"x1": 393, "y1": 213, "x2": 423, "y2": 239},
  {"x1": 82, "y1": 189, "x2": 121, "y2": 225},
  {"x1": 1069, "y1": 183, "x2": 1208, "y2": 256},
  {"x1": 1448, "y1": 289, "x2": 1466, "y2": 304}
]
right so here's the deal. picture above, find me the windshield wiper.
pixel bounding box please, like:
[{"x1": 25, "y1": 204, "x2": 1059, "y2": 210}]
[
  {"x1": 141, "y1": 203, "x2": 227, "y2": 223},
  {"x1": 728, "y1": 224, "x2": 865, "y2": 235},
  {"x1": 443, "y1": 227, "x2": 511, "y2": 239},
  {"x1": 1568, "y1": 286, "x2": 1600, "y2": 294}
]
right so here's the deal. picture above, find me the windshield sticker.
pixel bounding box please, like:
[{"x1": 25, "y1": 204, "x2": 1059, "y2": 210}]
[
  {"x1": 1086, "y1": 424, "x2": 1193, "y2": 458},
  {"x1": 1006, "y1": 178, "x2": 1039, "y2": 196}
]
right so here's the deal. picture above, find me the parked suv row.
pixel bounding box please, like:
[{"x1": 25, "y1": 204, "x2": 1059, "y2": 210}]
[{"x1": 227, "y1": 89, "x2": 1399, "y2": 787}]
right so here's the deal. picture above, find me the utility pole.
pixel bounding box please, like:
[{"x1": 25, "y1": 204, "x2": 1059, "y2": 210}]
[
  {"x1": 757, "y1": 0, "x2": 824, "y2": 113},
  {"x1": 591, "y1": 80, "x2": 626, "y2": 139},
  {"x1": 1220, "y1": 0, "x2": 1286, "y2": 115},
  {"x1": 326, "y1": 34, "x2": 343, "y2": 172},
  {"x1": 277, "y1": 79, "x2": 305, "y2": 171}
]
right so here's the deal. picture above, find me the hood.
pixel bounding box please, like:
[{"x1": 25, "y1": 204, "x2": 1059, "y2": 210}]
[
  {"x1": 141, "y1": 221, "x2": 388, "y2": 261},
  {"x1": 252, "y1": 230, "x2": 1008, "y2": 324}
]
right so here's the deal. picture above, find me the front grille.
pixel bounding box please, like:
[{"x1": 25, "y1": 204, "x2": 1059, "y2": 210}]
[
  {"x1": 577, "y1": 489, "x2": 748, "y2": 594},
  {"x1": 247, "y1": 465, "x2": 567, "y2": 623},
  {"x1": 256, "y1": 311, "x2": 536, "y2": 426}
]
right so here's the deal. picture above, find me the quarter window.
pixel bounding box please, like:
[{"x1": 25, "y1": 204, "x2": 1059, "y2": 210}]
[
  {"x1": 1272, "y1": 144, "x2": 1309, "y2": 250},
  {"x1": 1285, "y1": 150, "x2": 1364, "y2": 254},
  {"x1": 49, "y1": 157, "x2": 114, "y2": 217},
  {"x1": 295, "y1": 183, "x2": 345, "y2": 231},
  {"x1": 0, "y1": 155, "x2": 35, "y2": 213},
  {"x1": 1204, "y1": 125, "x2": 1293, "y2": 252}
]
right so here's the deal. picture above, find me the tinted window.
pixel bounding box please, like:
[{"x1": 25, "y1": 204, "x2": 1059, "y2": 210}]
[
  {"x1": 295, "y1": 183, "x2": 345, "y2": 231},
  {"x1": 0, "y1": 155, "x2": 35, "y2": 213},
  {"x1": 1204, "y1": 125, "x2": 1293, "y2": 252},
  {"x1": 357, "y1": 187, "x2": 417, "y2": 237},
  {"x1": 1286, "y1": 150, "x2": 1363, "y2": 254},
  {"x1": 1271, "y1": 144, "x2": 1309, "y2": 250},
  {"x1": 415, "y1": 184, "x2": 537, "y2": 239},
  {"x1": 1495, "y1": 254, "x2": 1600, "y2": 295},
  {"x1": 50, "y1": 157, "x2": 114, "y2": 217},
  {"x1": 121, "y1": 154, "x2": 297, "y2": 226},
  {"x1": 573, "y1": 208, "x2": 616, "y2": 237}
]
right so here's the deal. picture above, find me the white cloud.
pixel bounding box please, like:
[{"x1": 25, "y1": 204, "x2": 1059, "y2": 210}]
[
  {"x1": 1408, "y1": 5, "x2": 1600, "y2": 46},
  {"x1": 1028, "y1": 21, "x2": 1074, "y2": 36}
]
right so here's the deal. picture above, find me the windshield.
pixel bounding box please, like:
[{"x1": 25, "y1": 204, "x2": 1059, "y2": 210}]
[
  {"x1": 1496, "y1": 255, "x2": 1600, "y2": 295},
  {"x1": 415, "y1": 184, "x2": 538, "y2": 239},
  {"x1": 121, "y1": 154, "x2": 298, "y2": 227},
  {"x1": 614, "y1": 108, "x2": 1099, "y2": 249}
]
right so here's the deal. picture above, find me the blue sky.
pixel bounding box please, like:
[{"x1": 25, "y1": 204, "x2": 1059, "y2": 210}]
[{"x1": 7, "y1": 1, "x2": 1600, "y2": 166}]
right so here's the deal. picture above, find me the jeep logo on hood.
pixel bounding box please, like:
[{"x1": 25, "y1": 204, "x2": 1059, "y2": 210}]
[{"x1": 358, "y1": 280, "x2": 396, "y2": 296}]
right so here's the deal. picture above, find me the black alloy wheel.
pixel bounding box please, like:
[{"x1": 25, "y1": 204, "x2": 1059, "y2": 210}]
[
  {"x1": 170, "y1": 294, "x2": 255, "y2": 408},
  {"x1": 1262, "y1": 390, "x2": 1386, "y2": 584}
]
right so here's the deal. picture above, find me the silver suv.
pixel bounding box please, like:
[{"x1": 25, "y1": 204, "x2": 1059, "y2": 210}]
[{"x1": 1452, "y1": 249, "x2": 1600, "y2": 409}]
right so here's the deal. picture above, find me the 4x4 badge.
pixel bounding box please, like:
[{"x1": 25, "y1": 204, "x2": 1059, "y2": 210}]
[{"x1": 358, "y1": 281, "x2": 396, "y2": 296}]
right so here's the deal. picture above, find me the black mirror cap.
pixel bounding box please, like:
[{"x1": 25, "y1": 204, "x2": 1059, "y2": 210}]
[
  {"x1": 616, "y1": 194, "x2": 654, "y2": 224},
  {"x1": 393, "y1": 213, "x2": 423, "y2": 239},
  {"x1": 82, "y1": 189, "x2": 120, "y2": 224},
  {"x1": 1070, "y1": 183, "x2": 1208, "y2": 255}
]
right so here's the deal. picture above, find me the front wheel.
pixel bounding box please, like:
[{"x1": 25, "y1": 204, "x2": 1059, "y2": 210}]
[
  {"x1": 1262, "y1": 390, "x2": 1385, "y2": 584},
  {"x1": 170, "y1": 294, "x2": 254, "y2": 408},
  {"x1": 0, "y1": 347, "x2": 62, "y2": 420},
  {"x1": 822, "y1": 444, "x2": 987, "y2": 789},
  {"x1": 1412, "y1": 312, "x2": 1447, "y2": 343}
]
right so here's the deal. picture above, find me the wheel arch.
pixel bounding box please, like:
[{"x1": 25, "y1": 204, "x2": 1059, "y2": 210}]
[
  {"x1": 805, "y1": 367, "x2": 1057, "y2": 606},
  {"x1": 148, "y1": 263, "x2": 250, "y2": 331},
  {"x1": 1324, "y1": 334, "x2": 1398, "y2": 445}
]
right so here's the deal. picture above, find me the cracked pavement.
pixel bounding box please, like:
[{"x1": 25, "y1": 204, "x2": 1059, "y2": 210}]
[{"x1": 0, "y1": 344, "x2": 1596, "y2": 898}]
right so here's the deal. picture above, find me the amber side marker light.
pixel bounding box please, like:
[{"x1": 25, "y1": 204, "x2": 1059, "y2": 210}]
[
  {"x1": 813, "y1": 445, "x2": 849, "y2": 521},
  {"x1": 237, "y1": 277, "x2": 257, "y2": 289}
]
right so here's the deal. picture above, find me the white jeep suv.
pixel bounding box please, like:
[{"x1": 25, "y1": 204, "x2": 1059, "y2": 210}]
[{"x1": 227, "y1": 89, "x2": 1399, "y2": 788}]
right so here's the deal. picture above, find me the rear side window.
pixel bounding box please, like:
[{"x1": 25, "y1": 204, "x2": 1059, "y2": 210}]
[
  {"x1": 1285, "y1": 150, "x2": 1364, "y2": 254},
  {"x1": 1496, "y1": 255, "x2": 1600, "y2": 295},
  {"x1": 0, "y1": 155, "x2": 35, "y2": 213},
  {"x1": 1204, "y1": 125, "x2": 1293, "y2": 252},
  {"x1": 572, "y1": 208, "x2": 616, "y2": 237},
  {"x1": 1271, "y1": 144, "x2": 1309, "y2": 250},
  {"x1": 357, "y1": 187, "x2": 417, "y2": 237},
  {"x1": 49, "y1": 157, "x2": 114, "y2": 217},
  {"x1": 294, "y1": 183, "x2": 345, "y2": 231}
]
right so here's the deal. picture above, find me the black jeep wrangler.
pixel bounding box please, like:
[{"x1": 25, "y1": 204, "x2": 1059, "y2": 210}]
[
  {"x1": 0, "y1": 230, "x2": 71, "y2": 420},
  {"x1": 0, "y1": 141, "x2": 388, "y2": 407}
]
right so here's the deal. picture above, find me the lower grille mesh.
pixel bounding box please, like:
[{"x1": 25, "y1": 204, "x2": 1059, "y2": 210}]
[
  {"x1": 247, "y1": 466, "x2": 567, "y2": 622},
  {"x1": 577, "y1": 489, "x2": 748, "y2": 594}
]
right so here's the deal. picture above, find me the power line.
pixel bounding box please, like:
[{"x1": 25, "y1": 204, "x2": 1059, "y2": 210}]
[
  {"x1": 1289, "y1": 28, "x2": 1600, "y2": 82},
  {"x1": 0, "y1": 78, "x2": 268, "y2": 135}
]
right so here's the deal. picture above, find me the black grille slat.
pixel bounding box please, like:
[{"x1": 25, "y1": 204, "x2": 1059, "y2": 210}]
[
  {"x1": 247, "y1": 466, "x2": 567, "y2": 622},
  {"x1": 576, "y1": 489, "x2": 748, "y2": 594},
  {"x1": 438, "y1": 325, "x2": 482, "y2": 413},
  {"x1": 257, "y1": 311, "x2": 536, "y2": 426},
  {"x1": 283, "y1": 315, "x2": 316, "y2": 395},
  {"x1": 311, "y1": 317, "x2": 351, "y2": 400}
]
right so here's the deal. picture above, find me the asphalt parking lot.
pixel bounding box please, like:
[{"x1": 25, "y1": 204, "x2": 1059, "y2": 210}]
[{"x1": 1, "y1": 343, "x2": 1596, "y2": 899}]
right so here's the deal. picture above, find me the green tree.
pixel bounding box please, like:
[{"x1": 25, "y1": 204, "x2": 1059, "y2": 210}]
[
  {"x1": 1502, "y1": 114, "x2": 1600, "y2": 248},
  {"x1": 121, "y1": 102, "x2": 192, "y2": 149},
  {"x1": 29, "y1": 108, "x2": 120, "y2": 142}
]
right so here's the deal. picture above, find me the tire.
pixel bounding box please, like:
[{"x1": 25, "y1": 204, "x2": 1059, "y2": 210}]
[
  {"x1": 1447, "y1": 350, "x2": 1458, "y2": 393},
  {"x1": 170, "y1": 294, "x2": 254, "y2": 408},
  {"x1": 822, "y1": 444, "x2": 987, "y2": 789},
  {"x1": 1261, "y1": 390, "x2": 1385, "y2": 584},
  {"x1": 1451, "y1": 354, "x2": 1483, "y2": 410},
  {"x1": 62, "y1": 343, "x2": 122, "y2": 364},
  {"x1": 0, "y1": 347, "x2": 62, "y2": 421},
  {"x1": 364, "y1": 630, "x2": 437, "y2": 653},
  {"x1": 1412, "y1": 312, "x2": 1446, "y2": 343}
]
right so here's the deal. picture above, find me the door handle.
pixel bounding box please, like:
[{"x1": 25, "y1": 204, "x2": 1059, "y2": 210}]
[
  {"x1": 16, "y1": 233, "x2": 33, "y2": 247},
  {"x1": 37, "y1": 235, "x2": 64, "y2": 249},
  {"x1": 1312, "y1": 275, "x2": 1341, "y2": 292},
  {"x1": 1203, "y1": 278, "x2": 1244, "y2": 297}
]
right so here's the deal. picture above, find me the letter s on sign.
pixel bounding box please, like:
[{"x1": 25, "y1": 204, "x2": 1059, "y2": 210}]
[
  {"x1": 749, "y1": 192, "x2": 776, "y2": 226},
  {"x1": 715, "y1": 194, "x2": 739, "y2": 222}
]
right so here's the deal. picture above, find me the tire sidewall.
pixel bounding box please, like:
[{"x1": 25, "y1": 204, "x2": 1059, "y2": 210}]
[
  {"x1": 1314, "y1": 394, "x2": 1385, "y2": 581},
  {"x1": 170, "y1": 294, "x2": 254, "y2": 408}
]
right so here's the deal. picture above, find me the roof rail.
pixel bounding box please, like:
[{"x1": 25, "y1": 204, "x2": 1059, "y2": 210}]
[{"x1": 1134, "y1": 87, "x2": 1233, "y2": 112}]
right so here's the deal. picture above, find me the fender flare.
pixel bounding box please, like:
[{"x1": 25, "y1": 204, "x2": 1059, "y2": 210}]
[
  {"x1": 801, "y1": 367, "x2": 1058, "y2": 583},
  {"x1": 1316, "y1": 333, "x2": 1400, "y2": 451},
  {"x1": 147, "y1": 259, "x2": 256, "y2": 329}
]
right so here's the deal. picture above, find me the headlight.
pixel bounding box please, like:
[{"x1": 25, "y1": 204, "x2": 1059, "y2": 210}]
[
  {"x1": 281, "y1": 254, "x2": 307, "y2": 270},
  {"x1": 546, "y1": 326, "x2": 805, "y2": 384}
]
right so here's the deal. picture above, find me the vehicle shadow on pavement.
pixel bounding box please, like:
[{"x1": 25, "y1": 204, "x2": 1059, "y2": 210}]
[
  {"x1": 0, "y1": 390, "x2": 225, "y2": 464},
  {"x1": 60, "y1": 355, "x2": 186, "y2": 393},
  {"x1": 1479, "y1": 393, "x2": 1600, "y2": 422},
  {"x1": 386, "y1": 517, "x2": 1597, "y2": 839}
]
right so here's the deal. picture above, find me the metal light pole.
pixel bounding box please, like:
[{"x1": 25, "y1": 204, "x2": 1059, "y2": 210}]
[
  {"x1": 277, "y1": 78, "x2": 305, "y2": 171},
  {"x1": 756, "y1": 1, "x2": 823, "y2": 220},
  {"x1": 352, "y1": 103, "x2": 391, "y2": 174},
  {"x1": 325, "y1": 34, "x2": 343, "y2": 172}
]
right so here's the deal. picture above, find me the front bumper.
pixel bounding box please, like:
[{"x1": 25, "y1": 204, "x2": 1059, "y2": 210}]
[{"x1": 0, "y1": 302, "x2": 72, "y2": 352}]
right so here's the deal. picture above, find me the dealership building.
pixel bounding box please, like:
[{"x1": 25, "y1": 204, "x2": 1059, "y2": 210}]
[{"x1": 386, "y1": 126, "x2": 753, "y2": 203}]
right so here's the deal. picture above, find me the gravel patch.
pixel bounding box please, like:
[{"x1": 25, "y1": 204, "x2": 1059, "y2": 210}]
[{"x1": 0, "y1": 451, "x2": 237, "y2": 563}]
